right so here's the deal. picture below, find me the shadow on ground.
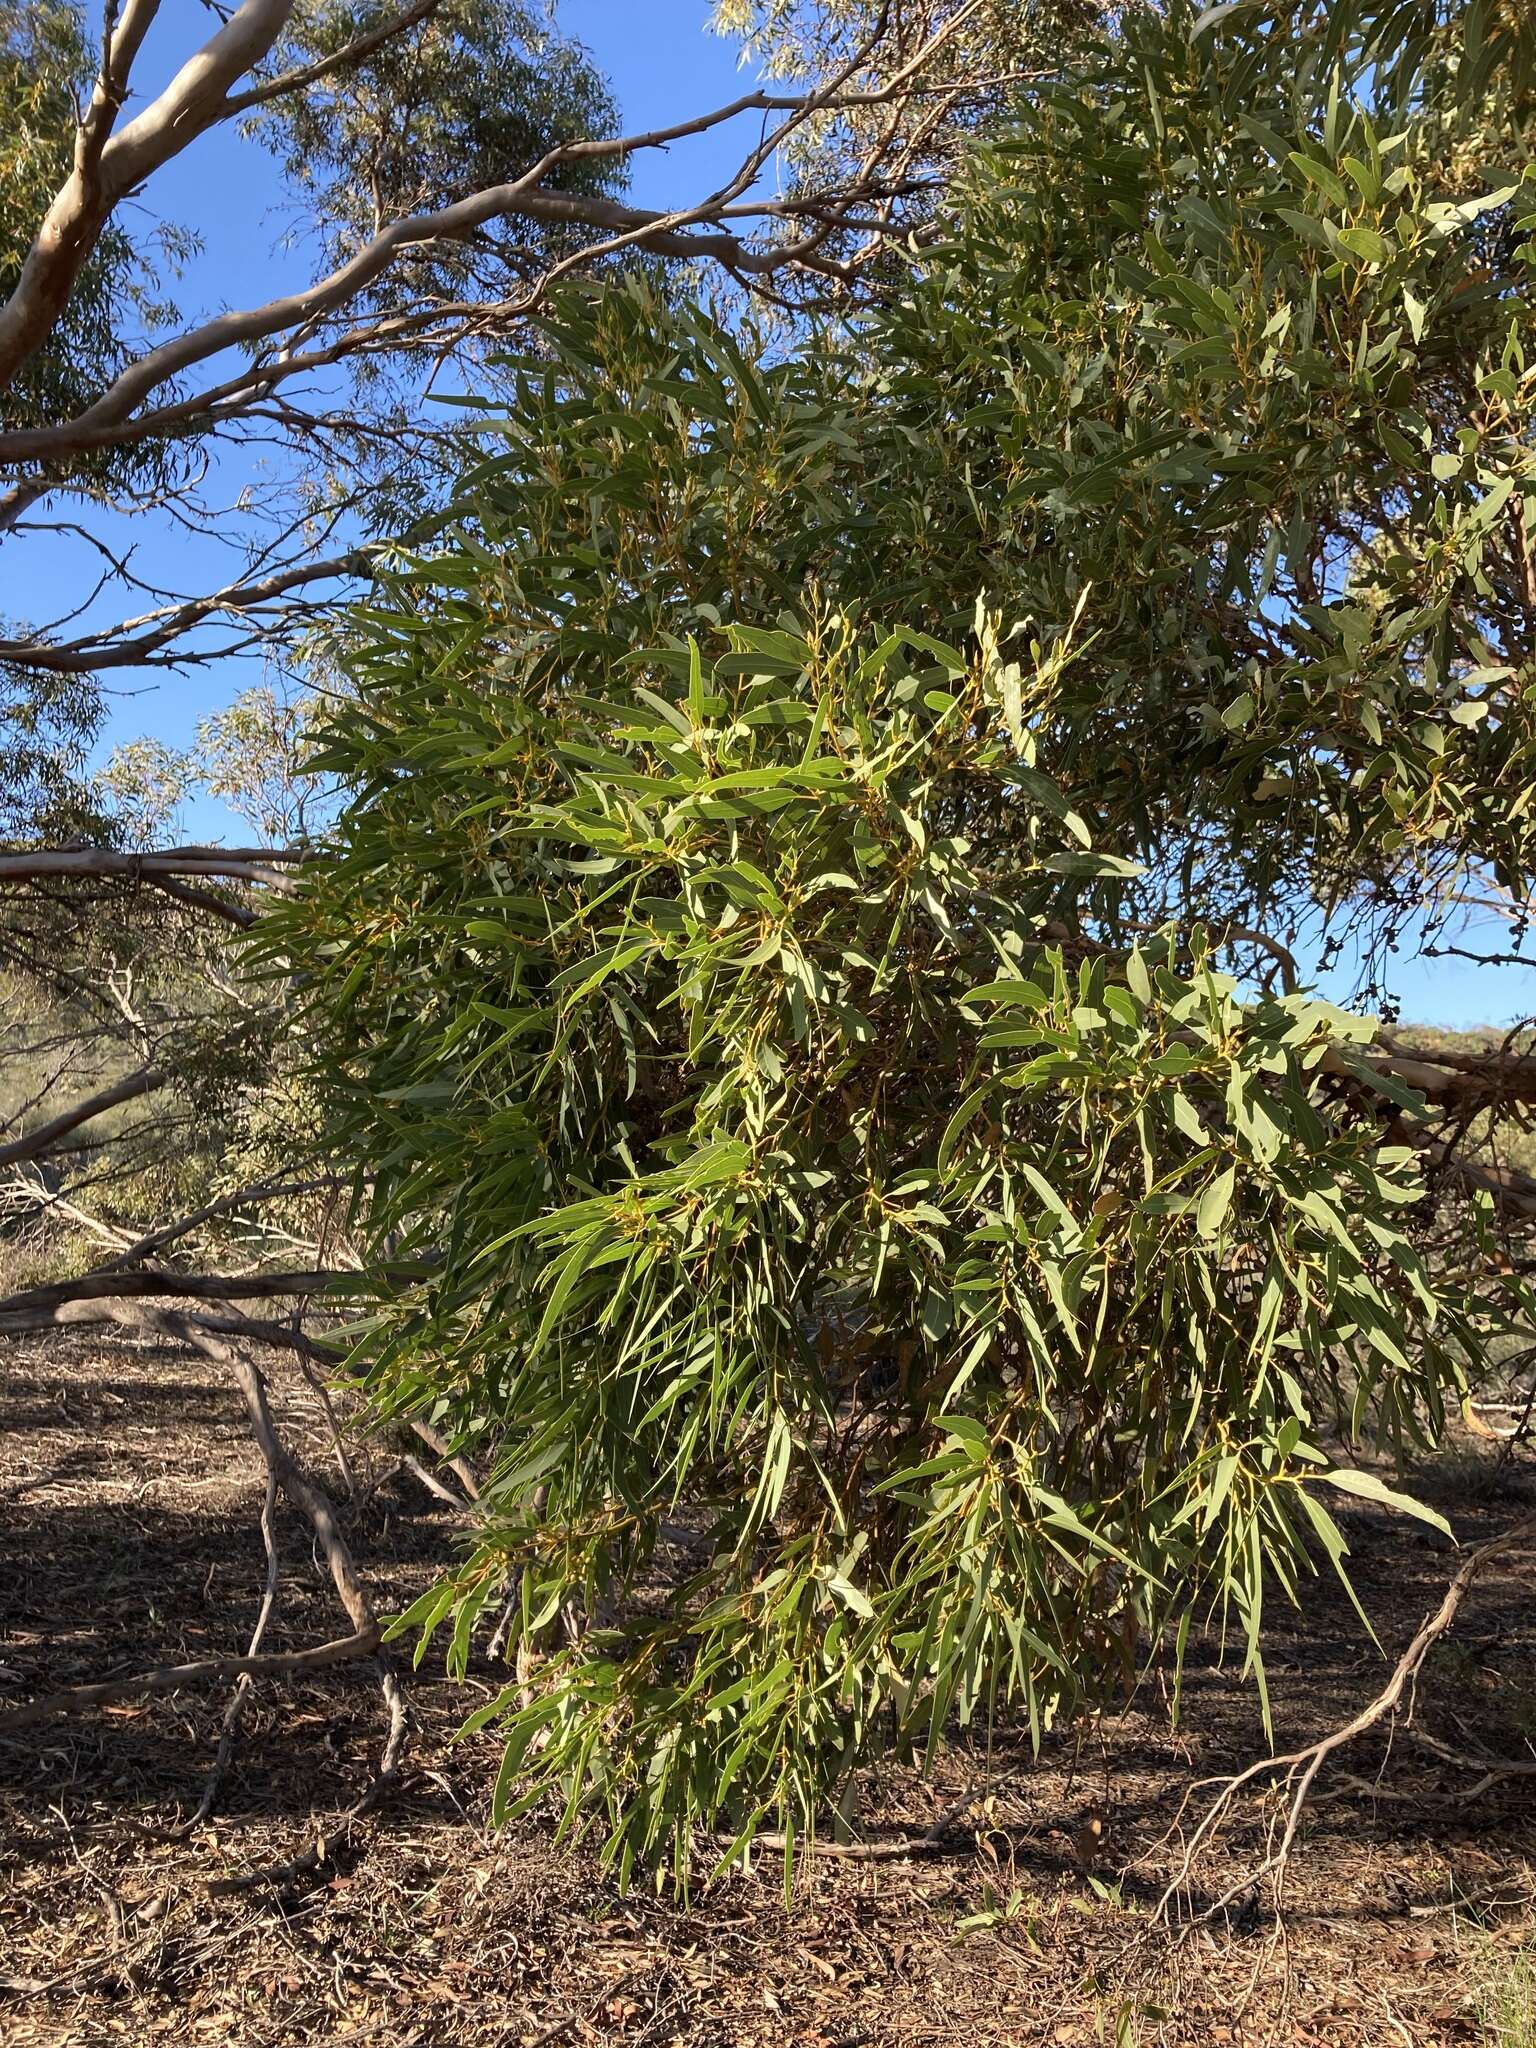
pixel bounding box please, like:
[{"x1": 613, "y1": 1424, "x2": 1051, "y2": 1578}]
[{"x1": 2, "y1": 1335, "x2": 1534, "y2": 2046}]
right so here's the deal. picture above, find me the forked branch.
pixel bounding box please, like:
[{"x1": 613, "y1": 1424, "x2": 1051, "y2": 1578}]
[{"x1": 1153, "y1": 1509, "x2": 1536, "y2": 1926}]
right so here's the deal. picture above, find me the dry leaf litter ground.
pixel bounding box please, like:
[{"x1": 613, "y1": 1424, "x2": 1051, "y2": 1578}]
[{"x1": 2, "y1": 1333, "x2": 1534, "y2": 2046}]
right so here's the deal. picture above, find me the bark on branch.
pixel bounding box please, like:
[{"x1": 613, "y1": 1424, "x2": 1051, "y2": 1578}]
[
  {"x1": 0, "y1": 845, "x2": 308, "y2": 885},
  {"x1": 0, "y1": 1298, "x2": 342, "y2": 1356},
  {"x1": 0, "y1": 1064, "x2": 166, "y2": 1169},
  {"x1": 0, "y1": 0, "x2": 303, "y2": 393},
  {"x1": 0, "y1": 1628, "x2": 381, "y2": 1734},
  {"x1": 0, "y1": 1266, "x2": 342, "y2": 1318},
  {"x1": 0, "y1": 8, "x2": 980, "y2": 467}
]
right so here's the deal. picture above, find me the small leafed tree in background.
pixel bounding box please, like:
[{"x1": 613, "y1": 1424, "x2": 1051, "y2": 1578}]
[{"x1": 273, "y1": 0, "x2": 1536, "y2": 1881}]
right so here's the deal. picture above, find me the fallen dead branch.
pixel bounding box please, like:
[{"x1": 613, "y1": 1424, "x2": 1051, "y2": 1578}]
[
  {"x1": 1153, "y1": 1508, "x2": 1536, "y2": 1926},
  {"x1": 0, "y1": 1266, "x2": 342, "y2": 1317},
  {"x1": 0, "y1": 1627, "x2": 382, "y2": 1733},
  {"x1": 1407, "y1": 1726, "x2": 1536, "y2": 1800},
  {"x1": 2, "y1": 1299, "x2": 416, "y2": 1888},
  {"x1": 202, "y1": 1657, "x2": 410, "y2": 1896},
  {"x1": 146, "y1": 1306, "x2": 414, "y2": 1891},
  {"x1": 715, "y1": 1766, "x2": 1025, "y2": 1867},
  {"x1": 179, "y1": 1465, "x2": 283, "y2": 1832}
]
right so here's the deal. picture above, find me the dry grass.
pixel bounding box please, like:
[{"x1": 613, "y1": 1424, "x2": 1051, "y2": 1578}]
[{"x1": 3, "y1": 1333, "x2": 1536, "y2": 2047}]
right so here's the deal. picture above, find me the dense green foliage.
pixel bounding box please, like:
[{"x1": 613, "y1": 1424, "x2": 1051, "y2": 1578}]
[{"x1": 278, "y1": 0, "x2": 1536, "y2": 1880}]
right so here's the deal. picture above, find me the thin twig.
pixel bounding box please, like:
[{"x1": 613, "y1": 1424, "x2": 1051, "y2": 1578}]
[
  {"x1": 716, "y1": 1765, "x2": 1023, "y2": 1867},
  {"x1": 203, "y1": 1657, "x2": 410, "y2": 1895},
  {"x1": 181, "y1": 1465, "x2": 283, "y2": 1830}
]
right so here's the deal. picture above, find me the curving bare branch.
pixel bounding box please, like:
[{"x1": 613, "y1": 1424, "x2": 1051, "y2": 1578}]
[
  {"x1": 0, "y1": 1627, "x2": 381, "y2": 1735},
  {"x1": 0, "y1": 549, "x2": 381, "y2": 672},
  {"x1": 1154, "y1": 1509, "x2": 1536, "y2": 1925},
  {"x1": 0, "y1": 0, "x2": 996, "y2": 702},
  {"x1": 0, "y1": 0, "x2": 304, "y2": 392},
  {"x1": 0, "y1": 4, "x2": 982, "y2": 465},
  {"x1": 0, "y1": 1062, "x2": 166, "y2": 1169},
  {"x1": 0, "y1": 845, "x2": 308, "y2": 885}
]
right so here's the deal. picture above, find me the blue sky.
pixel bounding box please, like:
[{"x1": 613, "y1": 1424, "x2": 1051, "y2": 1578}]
[
  {"x1": 11, "y1": 2, "x2": 1532, "y2": 1028},
  {"x1": 9, "y1": 2, "x2": 762, "y2": 795}
]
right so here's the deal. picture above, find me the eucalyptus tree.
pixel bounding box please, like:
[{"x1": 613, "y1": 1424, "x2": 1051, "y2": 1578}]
[{"x1": 275, "y1": 0, "x2": 1536, "y2": 1879}]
